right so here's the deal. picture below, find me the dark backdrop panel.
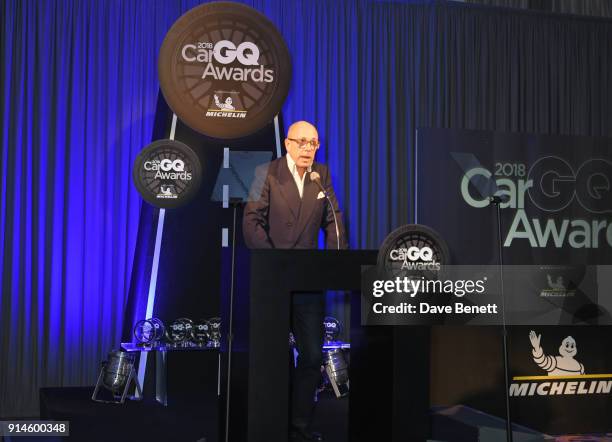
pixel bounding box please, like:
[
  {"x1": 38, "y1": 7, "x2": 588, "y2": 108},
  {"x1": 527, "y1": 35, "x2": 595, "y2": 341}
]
[{"x1": 417, "y1": 128, "x2": 612, "y2": 434}]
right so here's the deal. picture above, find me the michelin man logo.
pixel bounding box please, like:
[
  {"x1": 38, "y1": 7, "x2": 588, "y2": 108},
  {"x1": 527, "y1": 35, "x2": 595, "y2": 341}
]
[
  {"x1": 546, "y1": 275, "x2": 565, "y2": 290},
  {"x1": 214, "y1": 94, "x2": 236, "y2": 110},
  {"x1": 539, "y1": 268, "x2": 578, "y2": 298},
  {"x1": 157, "y1": 185, "x2": 177, "y2": 199},
  {"x1": 529, "y1": 330, "x2": 585, "y2": 376}
]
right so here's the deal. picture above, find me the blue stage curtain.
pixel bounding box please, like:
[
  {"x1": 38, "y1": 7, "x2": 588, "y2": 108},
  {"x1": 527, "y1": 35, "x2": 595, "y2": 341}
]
[
  {"x1": 0, "y1": 0, "x2": 187, "y2": 417},
  {"x1": 465, "y1": 0, "x2": 612, "y2": 18},
  {"x1": 3, "y1": 0, "x2": 612, "y2": 416}
]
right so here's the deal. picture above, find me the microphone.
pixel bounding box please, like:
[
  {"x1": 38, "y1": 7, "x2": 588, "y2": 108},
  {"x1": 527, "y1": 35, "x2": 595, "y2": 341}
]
[
  {"x1": 489, "y1": 194, "x2": 510, "y2": 205},
  {"x1": 310, "y1": 171, "x2": 323, "y2": 189},
  {"x1": 310, "y1": 171, "x2": 340, "y2": 250}
]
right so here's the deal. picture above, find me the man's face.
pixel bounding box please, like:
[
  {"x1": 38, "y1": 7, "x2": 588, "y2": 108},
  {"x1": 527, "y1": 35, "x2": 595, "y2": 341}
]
[{"x1": 285, "y1": 123, "x2": 319, "y2": 170}]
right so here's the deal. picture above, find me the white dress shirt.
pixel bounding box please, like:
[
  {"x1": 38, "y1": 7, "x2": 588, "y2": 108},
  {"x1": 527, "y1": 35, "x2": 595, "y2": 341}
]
[{"x1": 286, "y1": 154, "x2": 312, "y2": 199}]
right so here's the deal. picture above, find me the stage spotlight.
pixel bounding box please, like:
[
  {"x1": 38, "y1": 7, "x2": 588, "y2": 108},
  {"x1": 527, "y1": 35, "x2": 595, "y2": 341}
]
[
  {"x1": 323, "y1": 348, "x2": 349, "y2": 398},
  {"x1": 322, "y1": 317, "x2": 349, "y2": 398},
  {"x1": 92, "y1": 350, "x2": 142, "y2": 404}
]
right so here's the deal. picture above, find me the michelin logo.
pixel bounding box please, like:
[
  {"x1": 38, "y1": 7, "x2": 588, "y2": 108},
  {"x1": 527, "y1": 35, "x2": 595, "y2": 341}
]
[
  {"x1": 529, "y1": 330, "x2": 584, "y2": 376},
  {"x1": 540, "y1": 274, "x2": 575, "y2": 298},
  {"x1": 509, "y1": 331, "x2": 612, "y2": 397},
  {"x1": 207, "y1": 93, "x2": 247, "y2": 118}
]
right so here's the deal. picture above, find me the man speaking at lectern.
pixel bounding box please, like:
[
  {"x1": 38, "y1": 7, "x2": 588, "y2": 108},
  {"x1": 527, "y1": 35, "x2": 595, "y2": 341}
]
[{"x1": 243, "y1": 120, "x2": 346, "y2": 441}]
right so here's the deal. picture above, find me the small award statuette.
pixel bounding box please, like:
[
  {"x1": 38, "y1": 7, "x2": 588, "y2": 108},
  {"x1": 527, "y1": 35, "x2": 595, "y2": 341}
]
[
  {"x1": 206, "y1": 317, "x2": 221, "y2": 348},
  {"x1": 192, "y1": 319, "x2": 211, "y2": 347}
]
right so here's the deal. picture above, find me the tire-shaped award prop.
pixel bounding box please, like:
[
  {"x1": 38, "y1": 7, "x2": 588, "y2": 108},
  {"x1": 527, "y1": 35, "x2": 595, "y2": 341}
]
[
  {"x1": 132, "y1": 139, "x2": 202, "y2": 209},
  {"x1": 166, "y1": 318, "x2": 195, "y2": 347},
  {"x1": 158, "y1": 2, "x2": 292, "y2": 139},
  {"x1": 377, "y1": 224, "x2": 450, "y2": 280}
]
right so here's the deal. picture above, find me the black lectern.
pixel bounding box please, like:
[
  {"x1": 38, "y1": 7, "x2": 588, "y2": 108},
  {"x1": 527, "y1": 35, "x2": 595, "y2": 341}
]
[{"x1": 220, "y1": 248, "x2": 402, "y2": 442}]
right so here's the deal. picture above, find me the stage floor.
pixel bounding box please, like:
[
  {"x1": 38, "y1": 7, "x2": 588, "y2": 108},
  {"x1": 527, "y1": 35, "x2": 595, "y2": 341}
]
[{"x1": 35, "y1": 386, "x2": 348, "y2": 442}]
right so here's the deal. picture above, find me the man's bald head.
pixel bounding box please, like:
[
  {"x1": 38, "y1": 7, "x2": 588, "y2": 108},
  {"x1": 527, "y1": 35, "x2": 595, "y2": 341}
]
[
  {"x1": 284, "y1": 120, "x2": 320, "y2": 176},
  {"x1": 287, "y1": 120, "x2": 318, "y2": 139}
]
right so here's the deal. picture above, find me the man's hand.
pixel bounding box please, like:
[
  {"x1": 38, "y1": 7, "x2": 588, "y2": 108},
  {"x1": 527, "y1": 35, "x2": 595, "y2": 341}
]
[{"x1": 529, "y1": 330, "x2": 542, "y2": 354}]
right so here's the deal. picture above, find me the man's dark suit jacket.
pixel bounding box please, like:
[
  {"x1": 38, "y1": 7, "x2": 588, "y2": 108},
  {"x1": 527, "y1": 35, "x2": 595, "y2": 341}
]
[{"x1": 242, "y1": 156, "x2": 346, "y2": 249}]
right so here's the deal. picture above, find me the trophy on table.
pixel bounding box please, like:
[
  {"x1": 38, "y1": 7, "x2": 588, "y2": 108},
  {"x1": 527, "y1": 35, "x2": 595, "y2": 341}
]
[
  {"x1": 166, "y1": 318, "x2": 195, "y2": 347},
  {"x1": 206, "y1": 317, "x2": 221, "y2": 348},
  {"x1": 191, "y1": 319, "x2": 210, "y2": 347},
  {"x1": 133, "y1": 317, "x2": 166, "y2": 347}
]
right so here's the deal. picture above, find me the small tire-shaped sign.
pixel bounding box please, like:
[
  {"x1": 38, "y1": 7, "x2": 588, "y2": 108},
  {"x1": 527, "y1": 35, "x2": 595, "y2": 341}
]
[{"x1": 377, "y1": 224, "x2": 450, "y2": 279}]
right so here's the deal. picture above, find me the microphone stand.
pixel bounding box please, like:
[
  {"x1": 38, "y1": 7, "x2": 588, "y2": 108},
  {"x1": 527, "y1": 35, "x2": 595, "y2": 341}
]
[
  {"x1": 310, "y1": 174, "x2": 340, "y2": 250},
  {"x1": 490, "y1": 195, "x2": 513, "y2": 442},
  {"x1": 224, "y1": 198, "x2": 240, "y2": 442}
]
